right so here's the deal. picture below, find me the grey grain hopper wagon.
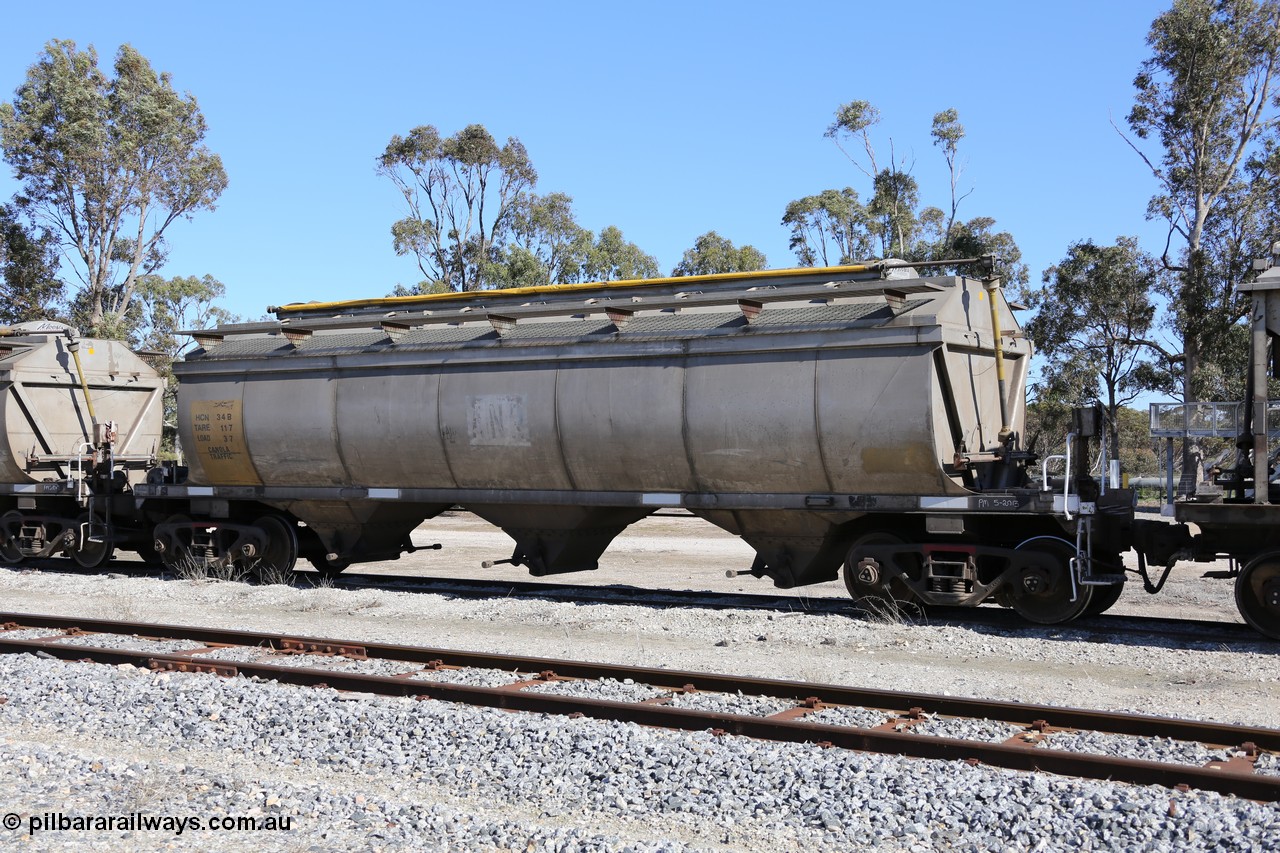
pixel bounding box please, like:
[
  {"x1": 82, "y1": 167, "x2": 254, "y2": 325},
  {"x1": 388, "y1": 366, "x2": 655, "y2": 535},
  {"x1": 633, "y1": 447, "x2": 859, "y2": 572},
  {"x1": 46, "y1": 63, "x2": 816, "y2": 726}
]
[{"x1": 146, "y1": 262, "x2": 1131, "y2": 623}]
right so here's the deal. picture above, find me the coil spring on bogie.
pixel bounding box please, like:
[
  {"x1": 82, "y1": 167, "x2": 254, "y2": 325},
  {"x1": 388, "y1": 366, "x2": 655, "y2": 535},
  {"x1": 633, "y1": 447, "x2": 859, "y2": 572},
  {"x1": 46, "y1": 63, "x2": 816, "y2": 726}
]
[
  {"x1": 187, "y1": 531, "x2": 218, "y2": 563},
  {"x1": 928, "y1": 577, "x2": 972, "y2": 595}
]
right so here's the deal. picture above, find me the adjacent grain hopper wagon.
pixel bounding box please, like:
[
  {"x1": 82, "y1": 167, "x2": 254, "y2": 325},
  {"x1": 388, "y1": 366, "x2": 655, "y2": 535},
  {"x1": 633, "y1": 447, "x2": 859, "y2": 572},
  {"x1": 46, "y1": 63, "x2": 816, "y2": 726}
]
[{"x1": 0, "y1": 322, "x2": 163, "y2": 566}]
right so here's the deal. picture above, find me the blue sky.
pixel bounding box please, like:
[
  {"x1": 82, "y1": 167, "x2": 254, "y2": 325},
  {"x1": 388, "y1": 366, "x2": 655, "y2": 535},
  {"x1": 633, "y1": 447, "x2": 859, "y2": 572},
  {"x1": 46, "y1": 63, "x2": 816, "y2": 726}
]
[{"x1": 1, "y1": 1, "x2": 1175, "y2": 324}]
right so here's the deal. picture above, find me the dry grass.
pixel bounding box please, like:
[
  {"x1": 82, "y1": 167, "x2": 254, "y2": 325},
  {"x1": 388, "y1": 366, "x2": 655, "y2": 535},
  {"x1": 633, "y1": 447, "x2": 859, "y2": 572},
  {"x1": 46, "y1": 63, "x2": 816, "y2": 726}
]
[
  {"x1": 168, "y1": 555, "x2": 249, "y2": 584},
  {"x1": 855, "y1": 594, "x2": 928, "y2": 626},
  {"x1": 253, "y1": 561, "x2": 297, "y2": 587}
]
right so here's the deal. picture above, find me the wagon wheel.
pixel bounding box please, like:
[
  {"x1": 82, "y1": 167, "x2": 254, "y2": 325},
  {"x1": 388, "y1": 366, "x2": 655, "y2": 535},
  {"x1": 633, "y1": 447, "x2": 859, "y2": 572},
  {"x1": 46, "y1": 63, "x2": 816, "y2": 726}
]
[
  {"x1": 156, "y1": 514, "x2": 195, "y2": 572},
  {"x1": 1007, "y1": 537, "x2": 1094, "y2": 625},
  {"x1": 1083, "y1": 580, "x2": 1124, "y2": 617},
  {"x1": 70, "y1": 512, "x2": 114, "y2": 569},
  {"x1": 0, "y1": 510, "x2": 25, "y2": 565},
  {"x1": 843, "y1": 532, "x2": 924, "y2": 621},
  {"x1": 132, "y1": 540, "x2": 164, "y2": 567},
  {"x1": 248, "y1": 515, "x2": 299, "y2": 581},
  {"x1": 1235, "y1": 555, "x2": 1280, "y2": 641}
]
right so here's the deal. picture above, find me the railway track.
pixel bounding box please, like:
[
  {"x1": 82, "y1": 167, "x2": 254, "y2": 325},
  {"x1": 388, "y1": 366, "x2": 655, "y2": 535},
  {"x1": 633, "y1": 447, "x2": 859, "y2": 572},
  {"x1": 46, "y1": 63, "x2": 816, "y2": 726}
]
[
  {"x1": 1, "y1": 557, "x2": 1266, "y2": 647},
  {"x1": 0, "y1": 611, "x2": 1276, "y2": 801}
]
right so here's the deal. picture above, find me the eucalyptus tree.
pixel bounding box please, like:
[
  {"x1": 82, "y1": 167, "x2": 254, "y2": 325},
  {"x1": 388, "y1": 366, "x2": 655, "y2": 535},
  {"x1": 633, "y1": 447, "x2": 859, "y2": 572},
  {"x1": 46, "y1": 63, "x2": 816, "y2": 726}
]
[
  {"x1": 823, "y1": 100, "x2": 919, "y2": 257},
  {"x1": 378, "y1": 124, "x2": 536, "y2": 291},
  {"x1": 133, "y1": 273, "x2": 237, "y2": 432},
  {"x1": 0, "y1": 40, "x2": 227, "y2": 337},
  {"x1": 781, "y1": 188, "x2": 875, "y2": 267},
  {"x1": 942, "y1": 217, "x2": 1029, "y2": 290},
  {"x1": 789, "y1": 101, "x2": 1024, "y2": 285},
  {"x1": 493, "y1": 192, "x2": 593, "y2": 287},
  {"x1": 449, "y1": 209, "x2": 661, "y2": 288},
  {"x1": 1025, "y1": 238, "x2": 1166, "y2": 454},
  {"x1": 1124, "y1": 0, "x2": 1280, "y2": 401},
  {"x1": 1122, "y1": 0, "x2": 1280, "y2": 492},
  {"x1": 0, "y1": 202, "x2": 63, "y2": 324},
  {"x1": 582, "y1": 226, "x2": 660, "y2": 282},
  {"x1": 930, "y1": 108, "x2": 971, "y2": 255},
  {"x1": 672, "y1": 232, "x2": 767, "y2": 276}
]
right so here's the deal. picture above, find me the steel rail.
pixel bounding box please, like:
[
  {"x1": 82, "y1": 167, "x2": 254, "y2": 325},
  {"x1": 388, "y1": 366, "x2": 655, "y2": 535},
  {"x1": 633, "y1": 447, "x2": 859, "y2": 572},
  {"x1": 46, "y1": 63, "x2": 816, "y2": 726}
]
[{"x1": 0, "y1": 612, "x2": 1276, "y2": 801}]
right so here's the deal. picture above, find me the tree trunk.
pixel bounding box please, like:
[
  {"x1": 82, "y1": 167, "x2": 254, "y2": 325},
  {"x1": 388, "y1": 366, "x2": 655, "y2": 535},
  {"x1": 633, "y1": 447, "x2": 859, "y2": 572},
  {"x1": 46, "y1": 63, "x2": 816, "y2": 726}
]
[
  {"x1": 1107, "y1": 391, "x2": 1120, "y2": 472},
  {"x1": 1179, "y1": 325, "x2": 1201, "y2": 498}
]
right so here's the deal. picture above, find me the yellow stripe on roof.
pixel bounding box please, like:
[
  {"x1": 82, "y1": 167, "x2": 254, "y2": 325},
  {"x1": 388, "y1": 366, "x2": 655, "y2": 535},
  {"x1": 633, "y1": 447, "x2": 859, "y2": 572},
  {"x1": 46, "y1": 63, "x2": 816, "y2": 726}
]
[{"x1": 273, "y1": 263, "x2": 881, "y2": 316}]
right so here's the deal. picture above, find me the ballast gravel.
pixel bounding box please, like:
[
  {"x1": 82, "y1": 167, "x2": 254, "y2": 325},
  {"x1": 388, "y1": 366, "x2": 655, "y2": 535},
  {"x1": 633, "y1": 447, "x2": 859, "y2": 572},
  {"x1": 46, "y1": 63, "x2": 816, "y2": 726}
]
[
  {"x1": 410, "y1": 666, "x2": 529, "y2": 687},
  {"x1": 524, "y1": 678, "x2": 668, "y2": 703},
  {"x1": 1, "y1": 655, "x2": 1278, "y2": 853},
  {"x1": 666, "y1": 691, "x2": 795, "y2": 717},
  {"x1": 806, "y1": 705, "x2": 894, "y2": 729},
  {"x1": 48, "y1": 632, "x2": 206, "y2": 655},
  {"x1": 908, "y1": 717, "x2": 1025, "y2": 744},
  {"x1": 0, "y1": 628, "x2": 63, "y2": 641},
  {"x1": 1038, "y1": 731, "x2": 1233, "y2": 768}
]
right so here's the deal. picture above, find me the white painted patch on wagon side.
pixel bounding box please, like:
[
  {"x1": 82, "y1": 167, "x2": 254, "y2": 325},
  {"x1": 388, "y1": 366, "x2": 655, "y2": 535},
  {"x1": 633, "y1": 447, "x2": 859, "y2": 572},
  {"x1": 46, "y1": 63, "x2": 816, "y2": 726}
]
[{"x1": 919, "y1": 496, "x2": 968, "y2": 510}]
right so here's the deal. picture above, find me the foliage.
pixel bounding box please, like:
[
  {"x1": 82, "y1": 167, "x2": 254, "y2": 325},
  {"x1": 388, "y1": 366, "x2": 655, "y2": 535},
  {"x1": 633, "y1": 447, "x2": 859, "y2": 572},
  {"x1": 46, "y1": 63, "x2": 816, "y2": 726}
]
[
  {"x1": 781, "y1": 188, "x2": 875, "y2": 267},
  {"x1": 582, "y1": 226, "x2": 660, "y2": 282},
  {"x1": 792, "y1": 100, "x2": 1026, "y2": 288},
  {"x1": 487, "y1": 197, "x2": 659, "y2": 288},
  {"x1": 931, "y1": 108, "x2": 971, "y2": 250},
  {"x1": 377, "y1": 124, "x2": 536, "y2": 292},
  {"x1": 494, "y1": 192, "x2": 592, "y2": 287},
  {"x1": 0, "y1": 201, "x2": 63, "y2": 323},
  {"x1": 379, "y1": 124, "x2": 658, "y2": 292},
  {"x1": 0, "y1": 40, "x2": 227, "y2": 337},
  {"x1": 823, "y1": 99, "x2": 918, "y2": 259},
  {"x1": 1122, "y1": 0, "x2": 1280, "y2": 493},
  {"x1": 671, "y1": 231, "x2": 767, "y2": 276},
  {"x1": 389, "y1": 280, "x2": 453, "y2": 297},
  {"x1": 1024, "y1": 237, "x2": 1166, "y2": 452},
  {"x1": 135, "y1": 273, "x2": 235, "y2": 360},
  {"x1": 928, "y1": 216, "x2": 1029, "y2": 290},
  {"x1": 1116, "y1": 405, "x2": 1162, "y2": 478}
]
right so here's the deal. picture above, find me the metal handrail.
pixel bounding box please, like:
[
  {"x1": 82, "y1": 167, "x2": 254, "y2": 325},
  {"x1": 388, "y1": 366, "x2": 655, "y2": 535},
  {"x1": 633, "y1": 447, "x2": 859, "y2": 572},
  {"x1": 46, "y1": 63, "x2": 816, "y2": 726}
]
[
  {"x1": 69, "y1": 442, "x2": 93, "y2": 506},
  {"x1": 1039, "y1": 432, "x2": 1076, "y2": 520}
]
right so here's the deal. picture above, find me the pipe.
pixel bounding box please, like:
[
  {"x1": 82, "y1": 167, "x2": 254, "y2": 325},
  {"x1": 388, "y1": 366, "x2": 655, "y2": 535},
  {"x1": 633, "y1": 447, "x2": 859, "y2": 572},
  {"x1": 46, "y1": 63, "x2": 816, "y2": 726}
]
[
  {"x1": 66, "y1": 335, "x2": 99, "y2": 432},
  {"x1": 983, "y1": 277, "x2": 1013, "y2": 443}
]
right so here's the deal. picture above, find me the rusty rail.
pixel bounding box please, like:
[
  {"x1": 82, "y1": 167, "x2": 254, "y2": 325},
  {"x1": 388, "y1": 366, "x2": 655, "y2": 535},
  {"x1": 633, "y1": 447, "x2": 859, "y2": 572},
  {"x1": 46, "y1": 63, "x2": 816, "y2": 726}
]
[{"x1": 0, "y1": 611, "x2": 1276, "y2": 801}]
